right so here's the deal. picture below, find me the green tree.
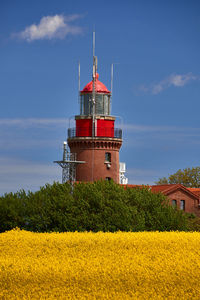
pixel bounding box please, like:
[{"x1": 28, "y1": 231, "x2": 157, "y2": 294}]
[
  {"x1": 125, "y1": 186, "x2": 188, "y2": 231},
  {"x1": 72, "y1": 180, "x2": 137, "y2": 232},
  {"x1": 24, "y1": 182, "x2": 75, "y2": 232},
  {"x1": 0, "y1": 190, "x2": 26, "y2": 232},
  {"x1": 0, "y1": 180, "x2": 190, "y2": 232},
  {"x1": 156, "y1": 167, "x2": 200, "y2": 187}
]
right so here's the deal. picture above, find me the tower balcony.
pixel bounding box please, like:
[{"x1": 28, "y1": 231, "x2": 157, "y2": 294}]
[{"x1": 68, "y1": 127, "x2": 122, "y2": 139}]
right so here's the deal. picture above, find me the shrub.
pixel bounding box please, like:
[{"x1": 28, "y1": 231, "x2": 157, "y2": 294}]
[{"x1": 0, "y1": 180, "x2": 189, "y2": 232}]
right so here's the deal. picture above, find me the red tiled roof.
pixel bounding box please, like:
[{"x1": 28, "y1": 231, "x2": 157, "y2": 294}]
[
  {"x1": 151, "y1": 184, "x2": 199, "y2": 200},
  {"x1": 151, "y1": 184, "x2": 177, "y2": 193},
  {"x1": 125, "y1": 184, "x2": 144, "y2": 188},
  {"x1": 125, "y1": 184, "x2": 200, "y2": 200},
  {"x1": 188, "y1": 188, "x2": 200, "y2": 196}
]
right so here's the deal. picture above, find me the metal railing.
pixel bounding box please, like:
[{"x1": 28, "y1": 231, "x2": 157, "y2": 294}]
[{"x1": 68, "y1": 127, "x2": 122, "y2": 139}]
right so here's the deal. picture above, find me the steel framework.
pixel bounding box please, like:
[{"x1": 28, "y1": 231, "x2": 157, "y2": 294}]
[{"x1": 54, "y1": 142, "x2": 85, "y2": 183}]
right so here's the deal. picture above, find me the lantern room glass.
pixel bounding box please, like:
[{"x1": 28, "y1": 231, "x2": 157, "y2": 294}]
[{"x1": 80, "y1": 94, "x2": 110, "y2": 116}]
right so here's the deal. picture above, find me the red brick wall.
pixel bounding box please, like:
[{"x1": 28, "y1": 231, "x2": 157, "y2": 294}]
[
  {"x1": 167, "y1": 190, "x2": 200, "y2": 216},
  {"x1": 68, "y1": 138, "x2": 122, "y2": 183}
]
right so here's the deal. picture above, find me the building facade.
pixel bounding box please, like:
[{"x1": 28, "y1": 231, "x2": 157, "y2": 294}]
[{"x1": 127, "y1": 184, "x2": 200, "y2": 217}]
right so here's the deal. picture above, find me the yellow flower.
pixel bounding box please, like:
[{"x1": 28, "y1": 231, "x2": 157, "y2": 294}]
[{"x1": 0, "y1": 230, "x2": 200, "y2": 299}]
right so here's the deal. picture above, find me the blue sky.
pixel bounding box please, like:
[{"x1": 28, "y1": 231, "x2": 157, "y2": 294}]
[{"x1": 1, "y1": 0, "x2": 200, "y2": 194}]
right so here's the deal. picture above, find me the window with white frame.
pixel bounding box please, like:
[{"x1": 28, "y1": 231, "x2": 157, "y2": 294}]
[{"x1": 180, "y1": 200, "x2": 185, "y2": 211}]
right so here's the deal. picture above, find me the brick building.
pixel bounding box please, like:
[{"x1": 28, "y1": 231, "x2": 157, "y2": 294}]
[{"x1": 127, "y1": 184, "x2": 200, "y2": 217}]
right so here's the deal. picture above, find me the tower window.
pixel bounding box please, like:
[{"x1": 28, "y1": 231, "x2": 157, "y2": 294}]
[
  {"x1": 105, "y1": 152, "x2": 111, "y2": 162},
  {"x1": 106, "y1": 177, "x2": 111, "y2": 181},
  {"x1": 180, "y1": 200, "x2": 185, "y2": 211}
]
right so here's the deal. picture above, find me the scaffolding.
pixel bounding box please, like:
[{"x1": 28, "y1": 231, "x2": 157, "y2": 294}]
[{"x1": 54, "y1": 142, "x2": 85, "y2": 184}]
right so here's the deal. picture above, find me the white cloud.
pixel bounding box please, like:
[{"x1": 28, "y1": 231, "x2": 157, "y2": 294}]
[
  {"x1": 121, "y1": 124, "x2": 169, "y2": 132},
  {"x1": 121, "y1": 123, "x2": 200, "y2": 133},
  {"x1": 139, "y1": 73, "x2": 199, "y2": 95},
  {"x1": 168, "y1": 74, "x2": 196, "y2": 87},
  {"x1": 0, "y1": 118, "x2": 68, "y2": 128},
  {"x1": 0, "y1": 118, "x2": 70, "y2": 150},
  {"x1": 0, "y1": 157, "x2": 60, "y2": 195},
  {"x1": 127, "y1": 168, "x2": 157, "y2": 177},
  {"x1": 152, "y1": 73, "x2": 198, "y2": 94},
  {"x1": 15, "y1": 14, "x2": 82, "y2": 42},
  {"x1": 0, "y1": 118, "x2": 71, "y2": 194},
  {"x1": 152, "y1": 83, "x2": 163, "y2": 94},
  {"x1": 121, "y1": 123, "x2": 200, "y2": 151},
  {"x1": 125, "y1": 168, "x2": 160, "y2": 185}
]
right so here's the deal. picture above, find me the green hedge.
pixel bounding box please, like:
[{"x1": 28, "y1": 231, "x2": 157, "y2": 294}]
[{"x1": 0, "y1": 180, "x2": 189, "y2": 232}]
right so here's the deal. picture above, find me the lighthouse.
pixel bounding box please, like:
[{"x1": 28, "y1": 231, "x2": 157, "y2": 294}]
[{"x1": 55, "y1": 36, "x2": 127, "y2": 184}]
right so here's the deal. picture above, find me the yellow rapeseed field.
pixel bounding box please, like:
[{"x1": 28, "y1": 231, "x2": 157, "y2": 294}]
[{"x1": 0, "y1": 229, "x2": 200, "y2": 299}]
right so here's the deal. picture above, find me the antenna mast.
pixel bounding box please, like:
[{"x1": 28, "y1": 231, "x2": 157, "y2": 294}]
[
  {"x1": 92, "y1": 31, "x2": 97, "y2": 137},
  {"x1": 78, "y1": 61, "x2": 81, "y2": 113},
  {"x1": 110, "y1": 63, "x2": 113, "y2": 113},
  {"x1": 93, "y1": 31, "x2": 95, "y2": 57},
  {"x1": 78, "y1": 61, "x2": 80, "y2": 95}
]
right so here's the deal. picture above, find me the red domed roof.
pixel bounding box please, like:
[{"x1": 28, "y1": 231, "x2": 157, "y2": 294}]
[{"x1": 81, "y1": 73, "x2": 110, "y2": 94}]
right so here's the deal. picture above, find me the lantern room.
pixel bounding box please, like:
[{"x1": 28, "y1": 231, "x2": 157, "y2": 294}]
[
  {"x1": 68, "y1": 71, "x2": 122, "y2": 140},
  {"x1": 80, "y1": 73, "x2": 111, "y2": 116}
]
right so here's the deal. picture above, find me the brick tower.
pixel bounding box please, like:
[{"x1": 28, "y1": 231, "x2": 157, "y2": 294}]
[{"x1": 67, "y1": 55, "x2": 123, "y2": 183}]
